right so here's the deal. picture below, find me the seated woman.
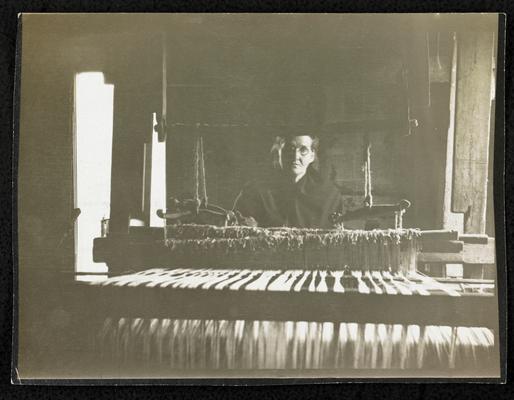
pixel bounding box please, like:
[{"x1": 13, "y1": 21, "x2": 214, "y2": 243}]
[{"x1": 233, "y1": 134, "x2": 344, "y2": 229}]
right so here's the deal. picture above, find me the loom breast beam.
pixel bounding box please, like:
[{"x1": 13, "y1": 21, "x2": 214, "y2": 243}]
[
  {"x1": 150, "y1": 269, "x2": 199, "y2": 287},
  {"x1": 307, "y1": 270, "x2": 326, "y2": 292},
  {"x1": 395, "y1": 272, "x2": 430, "y2": 296},
  {"x1": 104, "y1": 268, "x2": 489, "y2": 297},
  {"x1": 147, "y1": 270, "x2": 193, "y2": 288},
  {"x1": 185, "y1": 270, "x2": 229, "y2": 289},
  {"x1": 331, "y1": 271, "x2": 346, "y2": 293},
  {"x1": 352, "y1": 271, "x2": 371, "y2": 294},
  {"x1": 214, "y1": 270, "x2": 252, "y2": 290},
  {"x1": 78, "y1": 268, "x2": 497, "y2": 327},
  {"x1": 173, "y1": 269, "x2": 216, "y2": 289},
  {"x1": 330, "y1": 271, "x2": 345, "y2": 293},
  {"x1": 364, "y1": 271, "x2": 383, "y2": 294},
  {"x1": 308, "y1": 270, "x2": 318, "y2": 292},
  {"x1": 316, "y1": 271, "x2": 329, "y2": 293},
  {"x1": 332, "y1": 199, "x2": 411, "y2": 223},
  {"x1": 268, "y1": 270, "x2": 299, "y2": 292},
  {"x1": 208, "y1": 270, "x2": 249, "y2": 290},
  {"x1": 245, "y1": 270, "x2": 281, "y2": 291},
  {"x1": 229, "y1": 270, "x2": 263, "y2": 291},
  {"x1": 95, "y1": 269, "x2": 183, "y2": 287},
  {"x1": 161, "y1": 270, "x2": 212, "y2": 288},
  {"x1": 383, "y1": 271, "x2": 413, "y2": 295},
  {"x1": 283, "y1": 270, "x2": 305, "y2": 291},
  {"x1": 268, "y1": 270, "x2": 296, "y2": 292},
  {"x1": 200, "y1": 270, "x2": 240, "y2": 290},
  {"x1": 282, "y1": 271, "x2": 305, "y2": 291},
  {"x1": 162, "y1": 270, "x2": 203, "y2": 289},
  {"x1": 87, "y1": 269, "x2": 151, "y2": 286},
  {"x1": 127, "y1": 269, "x2": 197, "y2": 288},
  {"x1": 145, "y1": 270, "x2": 198, "y2": 288},
  {"x1": 371, "y1": 271, "x2": 398, "y2": 294},
  {"x1": 410, "y1": 272, "x2": 460, "y2": 297},
  {"x1": 293, "y1": 270, "x2": 312, "y2": 292},
  {"x1": 255, "y1": 269, "x2": 367, "y2": 294},
  {"x1": 186, "y1": 270, "x2": 237, "y2": 289}
]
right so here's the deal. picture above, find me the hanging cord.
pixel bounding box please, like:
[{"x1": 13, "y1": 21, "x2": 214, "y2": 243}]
[
  {"x1": 363, "y1": 134, "x2": 373, "y2": 208},
  {"x1": 199, "y1": 136, "x2": 208, "y2": 207},
  {"x1": 155, "y1": 32, "x2": 167, "y2": 142},
  {"x1": 394, "y1": 209, "x2": 405, "y2": 229},
  {"x1": 193, "y1": 136, "x2": 201, "y2": 212},
  {"x1": 270, "y1": 136, "x2": 285, "y2": 170},
  {"x1": 436, "y1": 32, "x2": 443, "y2": 70},
  {"x1": 160, "y1": 133, "x2": 237, "y2": 225}
]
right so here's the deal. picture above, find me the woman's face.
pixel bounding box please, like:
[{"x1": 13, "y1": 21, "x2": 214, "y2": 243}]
[{"x1": 281, "y1": 135, "x2": 316, "y2": 179}]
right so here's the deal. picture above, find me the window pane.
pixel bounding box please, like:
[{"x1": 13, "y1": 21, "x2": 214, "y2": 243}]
[
  {"x1": 74, "y1": 72, "x2": 114, "y2": 273},
  {"x1": 149, "y1": 113, "x2": 166, "y2": 227}
]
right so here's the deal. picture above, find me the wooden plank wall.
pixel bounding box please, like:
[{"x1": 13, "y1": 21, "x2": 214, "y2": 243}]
[{"x1": 452, "y1": 32, "x2": 496, "y2": 234}]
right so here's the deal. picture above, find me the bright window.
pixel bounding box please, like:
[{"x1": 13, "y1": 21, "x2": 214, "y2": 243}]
[
  {"x1": 74, "y1": 72, "x2": 114, "y2": 273},
  {"x1": 149, "y1": 113, "x2": 166, "y2": 228}
]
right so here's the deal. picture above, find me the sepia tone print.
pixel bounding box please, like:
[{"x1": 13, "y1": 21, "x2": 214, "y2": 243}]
[{"x1": 15, "y1": 13, "x2": 502, "y2": 381}]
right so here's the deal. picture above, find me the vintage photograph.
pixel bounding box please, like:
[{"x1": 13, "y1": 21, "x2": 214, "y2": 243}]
[{"x1": 15, "y1": 13, "x2": 503, "y2": 380}]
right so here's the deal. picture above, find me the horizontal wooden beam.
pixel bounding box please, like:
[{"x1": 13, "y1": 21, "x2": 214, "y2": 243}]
[{"x1": 418, "y1": 239, "x2": 495, "y2": 265}]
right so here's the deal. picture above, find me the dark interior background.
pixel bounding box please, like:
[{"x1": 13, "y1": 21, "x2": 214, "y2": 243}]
[
  {"x1": 16, "y1": 12, "x2": 499, "y2": 275},
  {"x1": 18, "y1": 14, "x2": 497, "y2": 255}
]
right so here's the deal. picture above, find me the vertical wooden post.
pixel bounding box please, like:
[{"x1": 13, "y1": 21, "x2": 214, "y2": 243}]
[
  {"x1": 452, "y1": 32, "x2": 496, "y2": 234},
  {"x1": 442, "y1": 33, "x2": 465, "y2": 233},
  {"x1": 109, "y1": 87, "x2": 133, "y2": 235},
  {"x1": 141, "y1": 139, "x2": 153, "y2": 225},
  {"x1": 109, "y1": 88, "x2": 152, "y2": 234}
]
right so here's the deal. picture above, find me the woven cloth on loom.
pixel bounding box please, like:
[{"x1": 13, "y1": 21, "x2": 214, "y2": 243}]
[
  {"x1": 163, "y1": 225, "x2": 421, "y2": 272},
  {"x1": 96, "y1": 318, "x2": 496, "y2": 372}
]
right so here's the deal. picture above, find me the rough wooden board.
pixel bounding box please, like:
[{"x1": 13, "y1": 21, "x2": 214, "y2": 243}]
[
  {"x1": 419, "y1": 229, "x2": 459, "y2": 240},
  {"x1": 462, "y1": 238, "x2": 496, "y2": 264},
  {"x1": 416, "y1": 252, "x2": 463, "y2": 263},
  {"x1": 421, "y1": 239, "x2": 463, "y2": 253},
  {"x1": 417, "y1": 238, "x2": 495, "y2": 265},
  {"x1": 459, "y1": 233, "x2": 490, "y2": 244},
  {"x1": 452, "y1": 32, "x2": 495, "y2": 233}
]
